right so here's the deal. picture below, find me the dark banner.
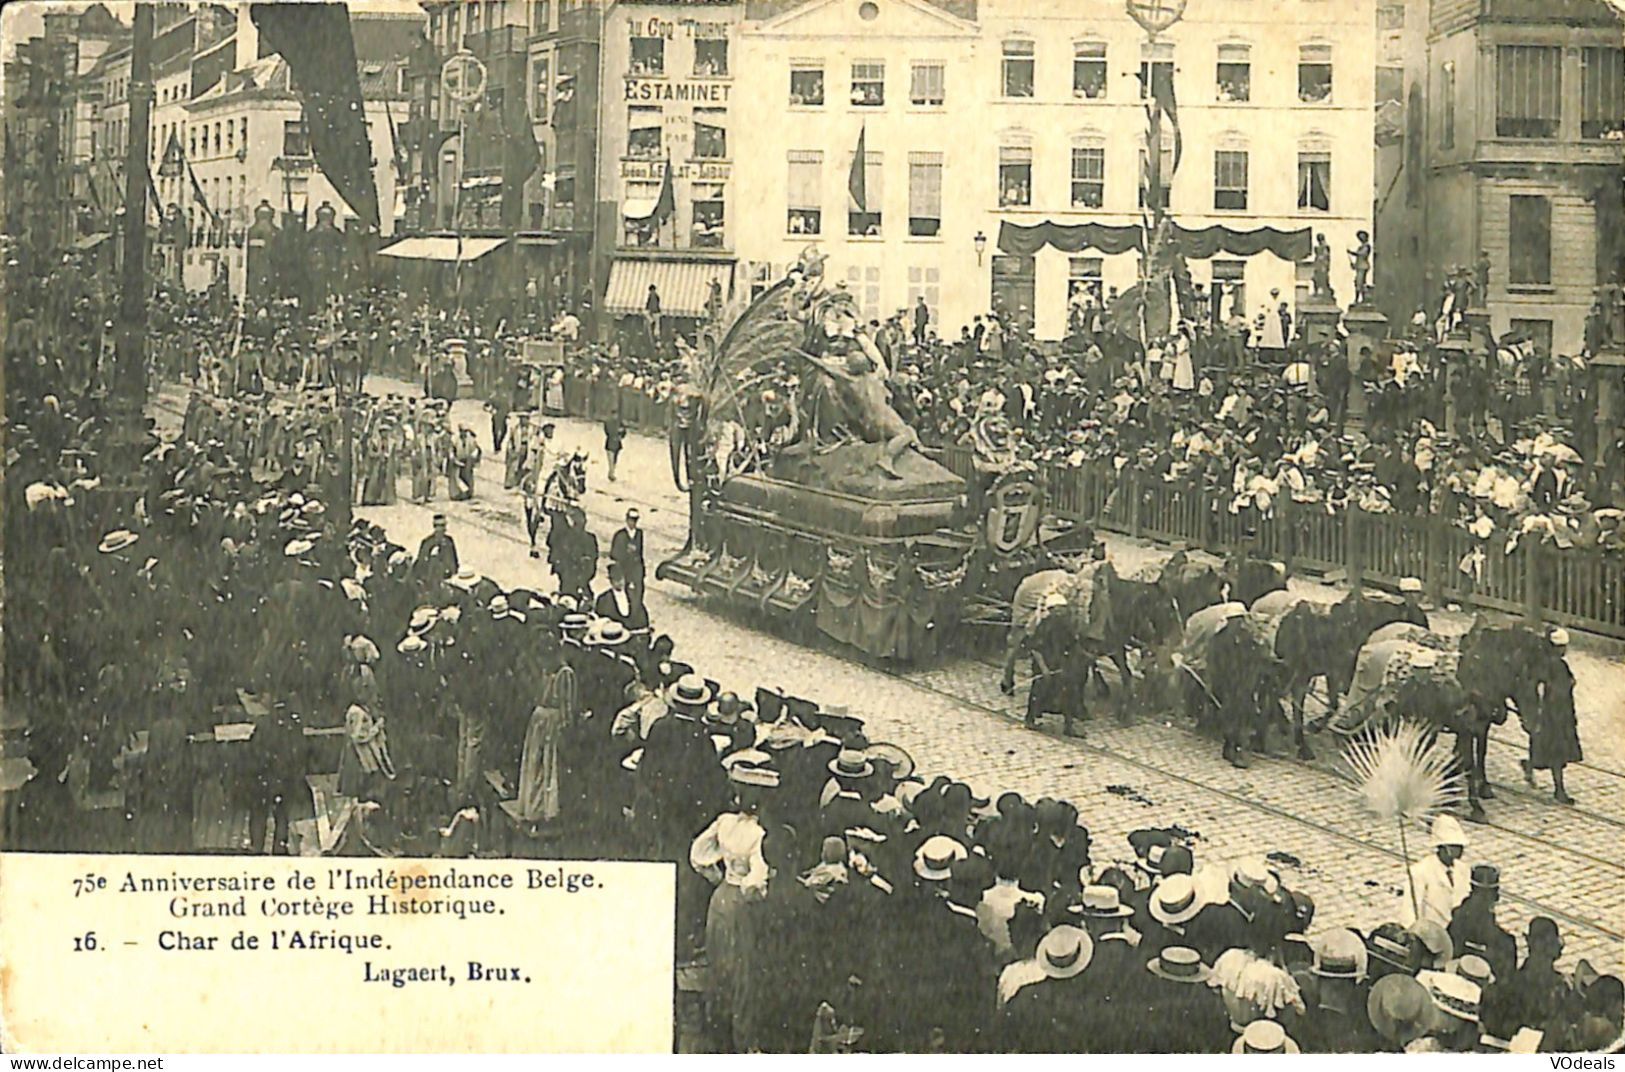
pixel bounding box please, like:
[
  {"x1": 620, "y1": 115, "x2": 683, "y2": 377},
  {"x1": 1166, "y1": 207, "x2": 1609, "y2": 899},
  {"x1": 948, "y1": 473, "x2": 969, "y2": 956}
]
[
  {"x1": 996, "y1": 221, "x2": 1143, "y2": 257},
  {"x1": 997, "y1": 220, "x2": 1312, "y2": 262}
]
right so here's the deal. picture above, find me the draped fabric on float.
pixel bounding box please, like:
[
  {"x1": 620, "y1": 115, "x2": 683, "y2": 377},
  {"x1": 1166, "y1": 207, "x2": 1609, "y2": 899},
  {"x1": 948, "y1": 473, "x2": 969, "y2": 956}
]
[
  {"x1": 997, "y1": 220, "x2": 1311, "y2": 261},
  {"x1": 996, "y1": 220, "x2": 1144, "y2": 256},
  {"x1": 250, "y1": 2, "x2": 380, "y2": 232},
  {"x1": 815, "y1": 551, "x2": 940, "y2": 662}
]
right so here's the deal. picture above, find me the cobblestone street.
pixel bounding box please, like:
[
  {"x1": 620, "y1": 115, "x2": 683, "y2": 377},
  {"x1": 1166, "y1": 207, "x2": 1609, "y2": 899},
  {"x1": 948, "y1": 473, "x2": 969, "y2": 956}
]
[{"x1": 156, "y1": 378, "x2": 1625, "y2": 975}]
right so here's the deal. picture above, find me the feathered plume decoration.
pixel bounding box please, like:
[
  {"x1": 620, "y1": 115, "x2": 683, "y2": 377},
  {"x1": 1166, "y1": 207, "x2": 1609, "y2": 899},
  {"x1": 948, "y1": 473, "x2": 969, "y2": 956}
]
[
  {"x1": 1343, "y1": 719, "x2": 1467, "y2": 823},
  {"x1": 1344, "y1": 719, "x2": 1468, "y2": 923}
]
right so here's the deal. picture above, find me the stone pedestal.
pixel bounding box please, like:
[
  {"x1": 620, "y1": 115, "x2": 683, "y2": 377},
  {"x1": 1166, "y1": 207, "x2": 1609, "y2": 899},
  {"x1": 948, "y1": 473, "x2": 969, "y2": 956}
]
[
  {"x1": 1297, "y1": 294, "x2": 1342, "y2": 346},
  {"x1": 1464, "y1": 305, "x2": 1493, "y2": 350},
  {"x1": 1436, "y1": 331, "x2": 1471, "y2": 435},
  {"x1": 1343, "y1": 304, "x2": 1389, "y2": 428},
  {"x1": 1595, "y1": 348, "x2": 1625, "y2": 497}
]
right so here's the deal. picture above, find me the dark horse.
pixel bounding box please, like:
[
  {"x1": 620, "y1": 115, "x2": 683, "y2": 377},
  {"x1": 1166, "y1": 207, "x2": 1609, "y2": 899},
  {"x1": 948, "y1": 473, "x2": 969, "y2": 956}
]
[
  {"x1": 1157, "y1": 550, "x2": 1227, "y2": 621},
  {"x1": 1456, "y1": 621, "x2": 1578, "y2": 807},
  {"x1": 1271, "y1": 592, "x2": 1429, "y2": 760}
]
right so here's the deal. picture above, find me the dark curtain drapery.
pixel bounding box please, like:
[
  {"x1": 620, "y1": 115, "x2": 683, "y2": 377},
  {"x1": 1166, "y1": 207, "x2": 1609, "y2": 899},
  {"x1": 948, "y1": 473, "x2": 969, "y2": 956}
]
[{"x1": 999, "y1": 220, "x2": 1311, "y2": 262}]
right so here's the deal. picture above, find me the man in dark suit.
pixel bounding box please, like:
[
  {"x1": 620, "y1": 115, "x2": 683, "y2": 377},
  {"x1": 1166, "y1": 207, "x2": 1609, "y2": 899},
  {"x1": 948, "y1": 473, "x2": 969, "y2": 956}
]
[
  {"x1": 592, "y1": 563, "x2": 650, "y2": 633},
  {"x1": 1138, "y1": 946, "x2": 1233, "y2": 1053},
  {"x1": 414, "y1": 513, "x2": 459, "y2": 586},
  {"x1": 609, "y1": 508, "x2": 646, "y2": 607}
]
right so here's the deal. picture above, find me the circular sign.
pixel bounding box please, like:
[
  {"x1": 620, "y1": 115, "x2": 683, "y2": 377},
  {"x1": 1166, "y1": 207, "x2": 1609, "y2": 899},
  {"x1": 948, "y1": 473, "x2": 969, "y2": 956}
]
[
  {"x1": 442, "y1": 52, "x2": 488, "y2": 104},
  {"x1": 1125, "y1": 0, "x2": 1187, "y2": 34}
]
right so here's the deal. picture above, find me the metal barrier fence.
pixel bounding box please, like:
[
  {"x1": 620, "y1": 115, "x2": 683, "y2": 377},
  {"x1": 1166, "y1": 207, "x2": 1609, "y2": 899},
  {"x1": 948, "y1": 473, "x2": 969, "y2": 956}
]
[{"x1": 554, "y1": 375, "x2": 1625, "y2": 639}]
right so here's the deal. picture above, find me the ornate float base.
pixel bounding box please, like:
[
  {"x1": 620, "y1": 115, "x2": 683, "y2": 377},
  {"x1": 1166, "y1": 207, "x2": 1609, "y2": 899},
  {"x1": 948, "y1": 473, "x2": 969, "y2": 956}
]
[{"x1": 658, "y1": 446, "x2": 970, "y2": 661}]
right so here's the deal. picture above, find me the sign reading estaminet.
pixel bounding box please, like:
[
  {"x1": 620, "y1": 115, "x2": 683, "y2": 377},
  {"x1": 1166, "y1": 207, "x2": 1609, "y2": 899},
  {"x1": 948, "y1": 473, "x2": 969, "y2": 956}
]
[{"x1": 0, "y1": 854, "x2": 674, "y2": 1053}]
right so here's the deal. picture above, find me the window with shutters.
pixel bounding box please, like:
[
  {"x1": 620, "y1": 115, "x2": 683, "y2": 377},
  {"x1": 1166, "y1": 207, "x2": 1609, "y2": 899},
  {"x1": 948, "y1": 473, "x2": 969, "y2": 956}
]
[
  {"x1": 908, "y1": 151, "x2": 942, "y2": 236},
  {"x1": 851, "y1": 61, "x2": 884, "y2": 107},
  {"x1": 281, "y1": 120, "x2": 307, "y2": 158},
  {"x1": 1581, "y1": 47, "x2": 1624, "y2": 140},
  {"x1": 1297, "y1": 150, "x2": 1331, "y2": 212},
  {"x1": 846, "y1": 264, "x2": 882, "y2": 321},
  {"x1": 627, "y1": 106, "x2": 662, "y2": 158},
  {"x1": 1068, "y1": 256, "x2": 1103, "y2": 309},
  {"x1": 908, "y1": 265, "x2": 940, "y2": 325},
  {"x1": 790, "y1": 63, "x2": 824, "y2": 106},
  {"x1": 999, "y1": 145, "x2": 1032, "y2": 207},
  {"x1": 1217, "y1": 44, "x2": 1250, "y2": 102},
  {"x1": 910, "y1": 62, "x2": 945, "y2": 107},
  {"x1": 1508, "y1": 195, "x2": 1551, "y2": 286},
  {"x1": 1214, "y1": 150, "x2": 1248, "y2": 210},
  {"x1": 534, "y1": 55, "x2": 551, "y2": 118},
  {"x1": 1496, "y1": 45, "x2": 1560, "y2": 138},
  {"x1": 1003, "y1": 40, "x2": 1034, "y2": 98},
  {"x1": 787, "y1": 150, "x2": 821, "y2": 235},
  {"x1": 1440, "y1": 62, "x2": 1455, "y2": 149},
  {"x1": 1298, "y1": 43, "x2": 1333, "y2": 103},
  {"x1": 694, "y1": 38, "x2": 728, "y2": 78},
  {"x1": 1070, "y1": 144, "x2": 1104, "y2": 208},
  {"x1": 694, "y1": 108, "x2": 726, "y2": 159},
  {"x1": 1074, "y1": 42, "x2": 1106, "y2": 99},
  {"x1": 692, "y1": 183, "x2": 725, "y2": 248},
  {"x1": 630, "y1": 36, "x2": 664, "y2": 77},
  {"x1": 849, "y1": 150, "x2": 882, "y2": 235}
]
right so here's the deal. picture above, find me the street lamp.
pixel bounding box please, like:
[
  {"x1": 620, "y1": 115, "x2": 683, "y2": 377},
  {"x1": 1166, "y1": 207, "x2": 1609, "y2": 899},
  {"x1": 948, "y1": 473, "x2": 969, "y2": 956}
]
[{"x1": 973, "y1": 230, "x2": 987, "y2": 266}]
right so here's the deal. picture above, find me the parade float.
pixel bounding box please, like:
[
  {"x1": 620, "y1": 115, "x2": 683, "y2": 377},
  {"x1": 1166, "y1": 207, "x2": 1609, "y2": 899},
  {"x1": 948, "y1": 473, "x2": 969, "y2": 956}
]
[{"x1": 657, "y1": 249, "x2": 1084, "y2": 661}]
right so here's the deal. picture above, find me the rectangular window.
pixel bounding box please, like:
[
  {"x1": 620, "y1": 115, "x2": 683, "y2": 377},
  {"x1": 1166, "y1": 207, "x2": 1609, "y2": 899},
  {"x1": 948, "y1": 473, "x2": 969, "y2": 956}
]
[
  {"x1": 1496, "y1": 45, "x2": 1561, "y2": 138},
  {"x1": 694, "y1": 38, "x2": 728, "y2": 78},
  {"x1": 910, "y1": 62, "x2": 945, "y2": 107},
  {"x1": 1217, "y1": 44, "x2": 1250, "y2": 102},
  {"x1": 1068, "y1": 256, "x2": 1103, "y2": 309},
  {"x1": 750, "y1": 262, "x2": 776, "y2": 301},
  {"x1": 630, "y1": 36, "x2": 664, "y2": 77},
  {"x1": 787, "y1": 149, "x2": 821, "y2": 235},
  {"x1": 1074, "y1": 42, "x2": 1106, "y2": 99},
  {"x1": 692, "y1": 183, "x2": 724, "y2": 248},
  {"x1": 531, "y1": 1, "x2": 549, "y2": 32},
  {"x1": 1213, "y1": 259, "x2": 1246, "y2": 317},
  {"x1": 1070, "y1": 145, "x2": 1104, "y2": 208},
  {"x1": 848, "y1": 149, "x2": 882, "y2": 235},
  {"x1": 1003, "y1": 40, "x2": 1034, "y2": 98},
  {"x1": 999, "y1": 145, "x2": 1032, "y2": 207},
  {"x1": 1581, "y1": 47, "x2": 1624, "y2": 140},
  {"x1": 627, "y1": 106, "x2": 662, "y2": 158},
  {"x1": 908, "y1": 151, "x2": 942, "y2": 236},
  {"x1": 190, "y1": 127, "x2": 197, "y2": 156},
  {"x1": 282, "y1": 119, "x2": 308, "y2": 157},
  {"x1": 1508, "y1": 195, "x2": 1552, "y2": 285},
  {"x1": 790, "y1": 63, "x2": 824, "y2": 106},
  {"x1": 226, "y1": 119, "x2": 234, "y2": 152},
  {"x1": 1298, "y1": 44, "x2": 1333, "y2": 103},
  {"x1": 1378, "y1": 3, "x2": 1405, "y2": 30},
  {"x1": 907, "y1": 265, "x2": 940, "y2": 326},
  {"x1": 851, "y1": 61, "x2": 884, "y2": 106},
  {"x1": 846, "y1": 265, "x2": 882, "y2": 321},
  {"x1": 694, "y1": 107, "x2": 726, "y2": 159},
  {"x1": 1510, "y1": 318, "x2": 1553, "y2": 358},
  {"x1": 448, "y1": 5, "x2": 460, "y2": 48},
  {"x1": 1214, "y1": 149, "x2": 1248, "y2": 210},
  {"x1": 241, "y1": 118, "x2": 248, "y2": 147},
  {"x1": 214, "y1": 122, "x2": 222, "y2": 153},
  {"x1": 1440, "y1": 61, "x2": 1455, "y2": 148},
  {"x1": 1297, "y1": 151, "x2": 1331, "y2": 212},
  {"x1": 1140, "y1": 41, "x2": 1173, "y2": 100}
]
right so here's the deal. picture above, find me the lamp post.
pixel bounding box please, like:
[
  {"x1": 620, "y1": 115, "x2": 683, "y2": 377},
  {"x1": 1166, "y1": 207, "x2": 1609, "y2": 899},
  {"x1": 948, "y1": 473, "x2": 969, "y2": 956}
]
[{"x1": 973, "y1": 230, "x2": 987, "y2": 267}]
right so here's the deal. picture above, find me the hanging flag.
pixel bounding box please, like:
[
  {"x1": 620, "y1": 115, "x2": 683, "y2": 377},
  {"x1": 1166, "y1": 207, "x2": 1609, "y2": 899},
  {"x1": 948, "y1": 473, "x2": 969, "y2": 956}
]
[
  {"x1": 500, "y1": 86, "x2": 543, "y2": 228},
  {"x1": 187, "y1": 159, "x2": 220, "y2": 227},
  {"x1": 1149, "y1": 61, "x2": 1182, "y2": 176},
  {"x1": 145, "y1": 163, "x2": 162, "y2": 223},
  {"x1": 651, "y1": 153, "x2": 676, "y2": 225},
  {"x1": 159, "y1": 128, "x2": 185, "y2": 179},
  {"x1": 250, "y1": 2, "x2": 380, "y2": 231},
  {"x1": 848, "y1": 124, "x2": 867, "y2": 212}
]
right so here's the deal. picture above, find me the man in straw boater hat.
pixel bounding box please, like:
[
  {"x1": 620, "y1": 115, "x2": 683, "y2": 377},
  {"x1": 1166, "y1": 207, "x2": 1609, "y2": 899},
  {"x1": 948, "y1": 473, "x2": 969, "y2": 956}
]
[
  {"x1": 1400, "y1": 813, "x2": 1471, "y2": 929},
  {"x1": 1140, "y1": 872, "x2": 1208, "y2": 960},
  {"x1": 1136, "y1": 946, "x2": 1231, "y2": 1053},
  {"x1": 1410, "y1": 969, "x2": 1483, "y2": 1052},
  {"x1": 995, "y1": 923, "x2": 1095, "y2": 1050},
  {"x1": 640, "y1": 673, "x2": 729, "y2": 959},
  {"x1": 1232, "y1": 1018, "x2": 1300, "y2": 1054},
  {"x1": 1294, "y1": 928, "x2": 1381, "y2": 1052}
]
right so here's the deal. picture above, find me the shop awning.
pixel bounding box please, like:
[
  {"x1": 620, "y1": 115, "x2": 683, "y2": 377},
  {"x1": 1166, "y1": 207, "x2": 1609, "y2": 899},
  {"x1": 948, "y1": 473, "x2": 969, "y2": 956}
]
[
  {"x1": 622, "y1": 198, "x2": 658, "y2": 220},
  {"x1": 72, "y1": 233, "x2": 111, "y2": 251},
  {"x1": 376, "y1": 236, "x2": 508, "y2": 263},
  {"x1": 604, "y1": 258, "x2": 733, "y2": 318}
]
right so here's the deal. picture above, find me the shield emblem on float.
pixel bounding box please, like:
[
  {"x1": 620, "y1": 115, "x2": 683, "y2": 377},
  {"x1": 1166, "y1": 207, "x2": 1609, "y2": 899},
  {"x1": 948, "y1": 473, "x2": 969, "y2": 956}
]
[{"x1": 985, "y1": 476, "x2": 1042, "y2": 554}]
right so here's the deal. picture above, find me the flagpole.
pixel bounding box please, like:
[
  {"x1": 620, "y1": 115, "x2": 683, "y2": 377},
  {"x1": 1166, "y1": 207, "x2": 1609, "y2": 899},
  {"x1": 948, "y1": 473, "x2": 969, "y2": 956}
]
[{"x1": 108, "y1": 1, "x2": 156, "y2": 497}]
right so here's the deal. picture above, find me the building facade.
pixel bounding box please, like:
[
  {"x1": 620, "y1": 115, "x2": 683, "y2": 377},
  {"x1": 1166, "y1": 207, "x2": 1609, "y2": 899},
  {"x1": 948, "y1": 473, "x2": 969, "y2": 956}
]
[
  {"x1": 1375, "y1": 0, "x2": 1624, "y2": 356},
  {"x1": 725, "y1": 0, "x2": 1375, "y2": 342}
]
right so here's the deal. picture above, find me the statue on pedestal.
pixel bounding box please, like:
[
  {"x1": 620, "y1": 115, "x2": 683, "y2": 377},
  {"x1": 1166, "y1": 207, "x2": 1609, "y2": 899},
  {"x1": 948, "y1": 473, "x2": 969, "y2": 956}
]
[
  {"x1": 1311, "y1": 232, "x2": 1333, "y2": 301},
  {"x1": 1349, "y1": 230, "x2": 1372, "y2": 306},
  {"x1": 1473, "y1": 250, "x2": 1491, "y2": 308}
]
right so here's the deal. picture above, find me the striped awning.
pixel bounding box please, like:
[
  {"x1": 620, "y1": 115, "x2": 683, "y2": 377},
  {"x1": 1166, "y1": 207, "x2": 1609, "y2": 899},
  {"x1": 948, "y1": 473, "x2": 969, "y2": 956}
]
[
  {"x1": 377, "y1": 236, "x2": 508, "y2": 263},
  {"x1": 604, "y1": 258, "x2": 733, "y2": 318}
]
